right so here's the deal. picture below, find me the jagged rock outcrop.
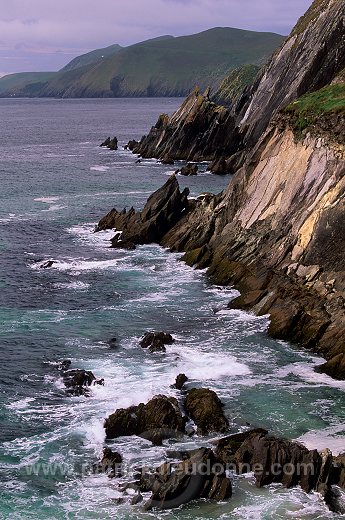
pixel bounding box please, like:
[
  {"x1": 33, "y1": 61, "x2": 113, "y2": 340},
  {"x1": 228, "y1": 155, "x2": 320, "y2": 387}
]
[
  {"x1": 129, "y1": 87, "x2": 240, "y2": 164},
  {"x1": 100, "y1": 136, "x2": 118, "y2": 150},
  {"x1": 140, "y1": 331, "x2": 175, "y2": 353},
  {"x1": 127, "y1": 0, "x2": 345, "y2": 173},
  {"x1": 95, "y1": 175, "x2": 190, "y2": 249},
  {"x1": 143, "y1": 448, "x2": 232, "y2": 510},
  {"x1": 104, "y1": 395, "x2": 186, "y2": 445}
]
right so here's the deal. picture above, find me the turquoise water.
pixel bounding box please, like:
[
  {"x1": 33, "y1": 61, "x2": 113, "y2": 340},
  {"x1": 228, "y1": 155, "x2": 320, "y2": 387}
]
[{"x1": 0, "y1": 98, "x2": 344, "y2": 520}]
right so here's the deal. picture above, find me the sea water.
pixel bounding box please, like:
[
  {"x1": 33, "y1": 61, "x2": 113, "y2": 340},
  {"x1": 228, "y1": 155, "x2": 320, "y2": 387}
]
[{"x1": 0, "y1": 98, "x2": 344, "y2": 519}]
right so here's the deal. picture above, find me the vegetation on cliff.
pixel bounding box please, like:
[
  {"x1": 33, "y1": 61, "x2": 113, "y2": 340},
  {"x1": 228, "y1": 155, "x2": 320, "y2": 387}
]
[
  {"x1": 284, "y1": 82, "x2": 345, "y2": 137},
  {"x1": 213, "y1": 64, "x2": 260, "y2": 107}
]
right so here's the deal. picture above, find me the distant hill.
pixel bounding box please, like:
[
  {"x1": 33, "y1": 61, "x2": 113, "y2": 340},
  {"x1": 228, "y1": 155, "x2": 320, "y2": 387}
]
[
  {"x1": 60, "y1": 43, "x2": 122, "y2": 72},
  {"x1": 0, "y1": 28, "x2": 284, "y2": 98}
]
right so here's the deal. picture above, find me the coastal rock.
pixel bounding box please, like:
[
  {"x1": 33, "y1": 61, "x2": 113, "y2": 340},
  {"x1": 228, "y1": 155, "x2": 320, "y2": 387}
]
[
  {"x1": 100, "y1": 136, "x2": 118, "y2": 150},
  {"x1": 143, "y1": 447, "x2": 232, "y2": 510},
  {"x1": 174, "y1": 373, "x2": 188, "y2": 390},
  {"x1": 40, "y1": 260, "x2": 55, "y2": 269},
  {"x1": 130, "y1": 87, "x2": 240, "y2": 163},
  {"x1": 315, "y1": 353, "x2": 345, "y2": 380},
  {"x1": 214, "y1": 428, "x2": 269, "y2": 464},
  {"x1": 176, "y1": 163, "x2": 198, "y2": 176},
  {"x1": 184, "y1": 388, "x2": 229, "y2": 435},
  {"x1": 95, "y1": 447, "x2": 123, "y2": 477},
  {"x1": 140, "y1": 331, "x2": 175, "y2": 353},
  {"x1": 95, "y1": 175, "x2": 190, "y2": 249},
  {"x1": 63, "y1": 369, "x2": 96, "y2": 396},
  {"x1": 104, "y1": 395, "x2": 186, "y2": 444}
]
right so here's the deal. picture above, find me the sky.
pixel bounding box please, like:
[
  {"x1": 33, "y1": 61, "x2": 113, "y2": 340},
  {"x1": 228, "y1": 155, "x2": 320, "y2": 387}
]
[{"x1": 0, "y1": 0, "x2": 314, "y2": 76}]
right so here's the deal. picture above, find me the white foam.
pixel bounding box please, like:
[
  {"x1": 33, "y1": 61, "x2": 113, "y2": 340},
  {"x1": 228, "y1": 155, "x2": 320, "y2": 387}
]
[
  {"x1": 6, "y1": 397, "x2": 36, "y2": 411},
  {"x1": 296, "y1": 424, "x2": 345, "y2": 456},
  {"x1": 41, "y1": 204, "x2": 67, "y2": 212},
  {"x1": 31, "y1": 257, "x2": 124, "y2": 273},
  {"x1": 53, "y1": 281, "x2": 90, "y2": 291},
  {"x1": 67, "y1": 223, "x2": 114, "y2": 248},
  {"x1": 34, "y1": 196, "x2": 61, "y2": 203},
  {"x1": 90, "y1": 165, "x2": 110, "y2": 172}
]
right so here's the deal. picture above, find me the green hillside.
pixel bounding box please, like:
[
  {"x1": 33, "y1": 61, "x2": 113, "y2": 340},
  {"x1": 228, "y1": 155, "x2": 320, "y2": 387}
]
[
  {"x1": 0, "y1": 28, "x2": 284, "y2": 98},
  {"x1": 0, "y1": 72, "x2": 56, "y2": 95},
  {"x1": 60, "y1": 43, "x2": 122, "y2": 72}
]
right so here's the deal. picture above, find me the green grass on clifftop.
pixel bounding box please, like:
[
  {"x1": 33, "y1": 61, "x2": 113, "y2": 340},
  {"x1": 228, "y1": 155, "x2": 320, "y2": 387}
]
[{"x1": 284, "y1": 83, "x2": 345, "y2": 134}]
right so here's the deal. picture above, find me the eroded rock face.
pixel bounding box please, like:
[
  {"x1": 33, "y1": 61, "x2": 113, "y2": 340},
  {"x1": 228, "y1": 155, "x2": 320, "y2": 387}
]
[
  {"x1": 184, "y1": 388, "x2": 229, "y2": 435},
  {"x1": 104, "y1": 395, "x2": 186, "y2": 444},
  {"x1": 95, "y1": 175, "x2": 190, "y2": 249},
  {"x1": 129, "y1": 87, "x2": 240, "y2": 163},
  {"x1": 142, "y1": 448, "x2": 232, "y2": 510}
]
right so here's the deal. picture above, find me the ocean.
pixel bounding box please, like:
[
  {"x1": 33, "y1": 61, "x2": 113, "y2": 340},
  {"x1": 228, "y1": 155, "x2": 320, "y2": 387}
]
[{"x1": 0, "y1": 97, "x2": 344, "y2": 519}]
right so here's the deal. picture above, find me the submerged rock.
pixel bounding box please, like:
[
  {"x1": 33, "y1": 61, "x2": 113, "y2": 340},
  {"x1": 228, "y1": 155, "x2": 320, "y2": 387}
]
[
  {"x1": 174, "y1": 373, "x2": 188, "y2": 390},
  {"x1": 140, "y1": 331, "x2": 175, "y2": 353},
  {"x1": 94, "y1": 447, "x2": 123, "y2": 478},
  {"x1": 184, "y1": 388, "x2": 229, "y2": 435},
  {"x1": 40, "y1": 260, "x2": 55, "y2": 269},
  {"x1": 100, "y1": 136, "x2": 118, "y2": 150}
]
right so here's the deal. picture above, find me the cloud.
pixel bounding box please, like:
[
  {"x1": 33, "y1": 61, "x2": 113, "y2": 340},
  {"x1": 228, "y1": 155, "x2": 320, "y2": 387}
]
[{"x1": 0, "y1": 0, "x2": 314, "y2": 73}]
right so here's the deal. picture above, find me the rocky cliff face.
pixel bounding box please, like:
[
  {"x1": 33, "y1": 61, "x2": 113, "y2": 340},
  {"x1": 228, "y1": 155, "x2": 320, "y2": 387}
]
[
  {"x1": 99, "y1": 0, "x2": 345, "y2": 379},
  {"x1": 131, "y1": 87, "x2": 239, "y2": 165},
  {"x1": 133, "y1": 0, "x2": 345, "y2": 172}
]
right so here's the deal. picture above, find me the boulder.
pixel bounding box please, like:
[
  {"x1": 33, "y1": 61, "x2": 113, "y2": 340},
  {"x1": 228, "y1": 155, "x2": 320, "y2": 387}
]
[
  {"x1": 104, "y1": 395, "x2": 186, "y2": 444},
  {"x1": 94, "y1": 447, "x2": 123, "y2": 478},
  {"x1": 140, "y1": 331, "x2": 175, "y2": 353},
  {"x1": 184, "y1": 388, "x2": 229, "y2": 435},
  {"x1": 100, "y1": 136, "x2": 118, "y2": 150},
  {"x1": 125, "y1": 139, "x2": 140, "y2": 151},
  {"x1": 175, "y1": 373, "x2": 188, "y2": 390},
  {"x1": 214, "y1": 428, "x2": 269, "y2": 465},
  {"x1": 143, "y1": 447, "x2": 232, "y2": 510},
  {"x1": 95, "y1": 175, "x2": 190, "y2": 249},
  {"x1": 177, "y1": 163, "x2": 198, "y2": 176},
  {"x1": 63, "y1": 369, "x2": 96, "y2": 396}
]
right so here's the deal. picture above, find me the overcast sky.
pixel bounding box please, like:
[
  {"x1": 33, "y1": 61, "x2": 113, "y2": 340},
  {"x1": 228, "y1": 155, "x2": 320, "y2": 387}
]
[{"x1": 0, "y1": 0, "x2": 314, "y2": 76}]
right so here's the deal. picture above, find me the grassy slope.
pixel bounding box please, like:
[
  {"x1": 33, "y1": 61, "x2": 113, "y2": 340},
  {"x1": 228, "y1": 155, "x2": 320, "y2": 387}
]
[
  {"x1": 284, "y1": 82, "x2": 345, "y2": 133},
  {"x1": 60, "y1": 44, "x2": 122, "y2": 72},
  {"x1": 2, "y1": 28, "x2": 284, "y2": 98},
  {"x1": 0, "y1": 72, "x2": 56, "y2": 95},
  {"x1": 213, "y1": 64, "x2": 260, "y2": 106}
]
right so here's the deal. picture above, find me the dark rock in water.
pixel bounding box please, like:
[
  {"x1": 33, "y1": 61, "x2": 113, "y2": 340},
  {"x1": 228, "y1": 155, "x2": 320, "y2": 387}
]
[
  {"x1": 125, "y1": 139, "x2": 140, "y2": 151},
  {"x1": 107, "y1": 337, "x2": 118, "y2": 348},
  {"x1": 233, "y1": 430, "x2": 322, "y2": 492},
  {"x1": 95, "y1": 175, "x2": 189, "y2": 249},
  {"x1": 131, "y1": 493, "x2": 144, "y2": 505},
  {"x1": 140, "y1": 331, "x2": 174, "y2": 353},
  {"x1": 95, "y1": 447, "x2": 123, "y2": 478},
  {"x1": 40, "y1": 260, "x2": 55, "y2": 269},
  {"x1": 57, "y1": 359, "x2": 71, "y2": 371},
  {"x1": 100, "y1": 136, "x2": 118, "y2": 150},
  {"x1": 175, "y1": 373, "x2": 188, "y2": 390},
  {"x1": 63, "y1": 369, "x2": 96, "y2": 396},
  {"x1": 135, "y1": 158, "x2": 142, "y2": 164},
  {"x1": 184, "y1": 388, "x2": 229, "y2": 435},
  {"x1": 104, "y1": 394, "x2": 186, "y2": 443},
  {"x1": 315, "y1": 353, "x2": 345, "y2": 380},
  {"x1": 161, "y1": 157, "x2": 174, "y2": 165},
  {"x1": 143, "y1": 447, "x2": 232, "y2": 510},
  {"x1": 94, "y1": 378, "x2": 105, "y2": 386},
  {"x1": 176, "y1": 163, "x2": 198, "y2": 176}
]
